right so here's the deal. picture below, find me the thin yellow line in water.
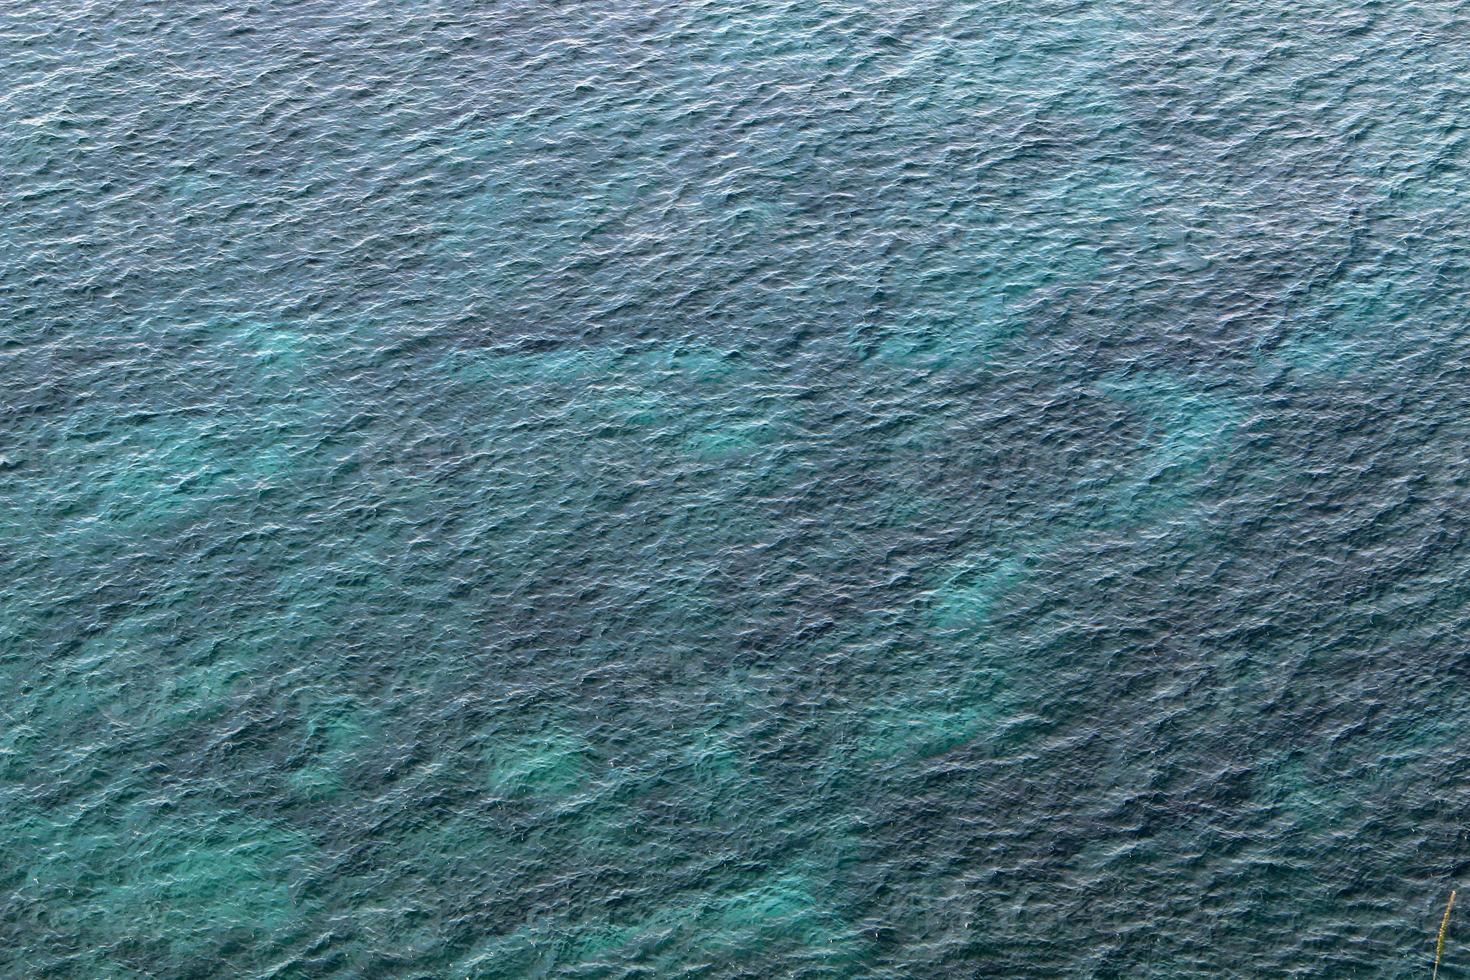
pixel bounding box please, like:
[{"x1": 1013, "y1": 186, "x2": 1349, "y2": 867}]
[{"x1": 1433, "y1": 889, "x2": 1456, "y2": 980}]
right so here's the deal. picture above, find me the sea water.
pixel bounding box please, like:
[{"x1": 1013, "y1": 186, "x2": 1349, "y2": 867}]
[{"x1": 3, "y1": 1, "x2": 1469, "y2": 976}]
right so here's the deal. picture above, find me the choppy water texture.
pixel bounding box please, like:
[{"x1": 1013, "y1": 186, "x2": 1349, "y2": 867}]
[{"x1": 4, "y1": 1, "x2": 1470, "y2": 976}]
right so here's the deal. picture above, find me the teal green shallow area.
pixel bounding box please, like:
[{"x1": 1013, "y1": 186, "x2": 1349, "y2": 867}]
[{"x1": 4, "y1": 0, "x2": 1470, "y2": 975}]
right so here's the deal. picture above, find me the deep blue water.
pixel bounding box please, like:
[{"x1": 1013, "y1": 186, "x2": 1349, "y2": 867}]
[{"x1": 4, "y1": 1, "x2": 1470, "y2": 976}]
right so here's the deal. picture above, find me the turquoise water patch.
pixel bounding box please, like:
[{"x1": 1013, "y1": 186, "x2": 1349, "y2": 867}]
[
  {"x1": 485, "y1": 729, "x2": 592, "y2": 799},
  {"x1": 1095, "y1": 371, "x2": 1244, "y2": 525},
  {"x1": 930, "y1": 554, "x2": 1028, "y2": 630},
  {"x1": 2, "y1": 806, "x2": 316, "y2": 969},
  {"x1": 457, "y1": 870, "x2": 863, "y2": 978}
]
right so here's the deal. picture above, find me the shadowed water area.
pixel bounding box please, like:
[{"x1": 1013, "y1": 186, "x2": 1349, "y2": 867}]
[{"x1": 3, "y1": 0, "x2": 1470, "y2": 976}]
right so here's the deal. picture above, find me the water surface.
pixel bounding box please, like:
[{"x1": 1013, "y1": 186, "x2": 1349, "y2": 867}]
[{"x1": 4, "y1": 1, "x2": 1470, "y2": 976}]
